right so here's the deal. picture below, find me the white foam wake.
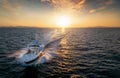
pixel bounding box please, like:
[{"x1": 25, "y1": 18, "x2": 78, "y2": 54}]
[{"x1": 7, "y1": 30, "x2": 65, "y2": 66}]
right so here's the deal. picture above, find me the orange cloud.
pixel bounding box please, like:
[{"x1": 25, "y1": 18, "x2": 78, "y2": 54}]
[
  {"x1": 41, "y1": 0, "x2": 86, "y2": 14},
  {"x1": 41, "y1": 0, "x2": 115, "y2": 14}
]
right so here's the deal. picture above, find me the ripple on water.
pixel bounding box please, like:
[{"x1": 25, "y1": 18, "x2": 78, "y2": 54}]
[{"x1": 0, "y1": 28, "x2": 120, "y2": 78}]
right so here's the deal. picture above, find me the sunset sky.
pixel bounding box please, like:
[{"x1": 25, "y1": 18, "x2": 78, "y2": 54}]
[{"x1": 0, "y1": 0, "x2": 120, "y2": 28}]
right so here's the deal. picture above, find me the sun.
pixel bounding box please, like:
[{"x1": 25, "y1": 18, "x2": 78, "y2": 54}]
[{"x1": 56, "y1": 16, "x2": 71, "y2": 27}]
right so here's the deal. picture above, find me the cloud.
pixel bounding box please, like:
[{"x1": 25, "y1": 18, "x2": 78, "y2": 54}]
[
  {"x1": 41, "y1": 0, "x2": 86, "y2": 14},
  {"x1": 41, "y1": 0, "x2": 115, "y2": 14},
  {"x1": 0, "y1": 0, "x2": 115, "y2": 16},
  {"x1": 105, "y1": 0, "x2": 114, "y2": 5},
  {"x1": 0, "y1": 0, "x2": 22, "y2": 15},
  {"x1": 89, "y1": 0, "x2": 114, "y2": 13}
]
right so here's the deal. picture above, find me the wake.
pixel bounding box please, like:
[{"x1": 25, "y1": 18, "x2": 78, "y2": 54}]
[{"x1": 7, "y1": 30, "x2": 65, "y2": 66}]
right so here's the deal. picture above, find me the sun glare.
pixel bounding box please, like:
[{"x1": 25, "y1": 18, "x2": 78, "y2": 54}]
[{"x1": 56, "y1": 16, "x2": 71, "y2": 27}]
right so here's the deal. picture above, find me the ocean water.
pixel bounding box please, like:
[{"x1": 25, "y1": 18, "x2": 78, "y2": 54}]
[{"x1": 0, "y1": 27, "x2": 120, "y2": 78}]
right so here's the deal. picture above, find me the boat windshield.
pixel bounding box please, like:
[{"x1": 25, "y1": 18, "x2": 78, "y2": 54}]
[{"x1": 29, "y1": 45, "x2": 39, "y2": 47}]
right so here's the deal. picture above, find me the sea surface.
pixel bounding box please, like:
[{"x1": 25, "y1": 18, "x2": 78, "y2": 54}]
[{"x1": 0, "y1": 27, "x2": 120, "y2": 78}]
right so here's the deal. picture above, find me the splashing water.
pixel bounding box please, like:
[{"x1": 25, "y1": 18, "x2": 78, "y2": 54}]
[{"x1": 7, "y1": 30, "x2": 65, "y2": 66}]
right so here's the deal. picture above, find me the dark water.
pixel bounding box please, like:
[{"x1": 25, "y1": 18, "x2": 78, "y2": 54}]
[{"x1": 0, "y1": 27, "x2": 120, "y2": 78}]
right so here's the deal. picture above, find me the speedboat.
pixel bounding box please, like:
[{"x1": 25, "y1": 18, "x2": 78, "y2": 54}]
[
  {"x1": 20, "y1": 40, "x2": 44, "y2": 65},
  {"x1": 8, "y1": 30, "x2": 66, "y2": 66},
  {"x1": 20, "y1": 37, "x2": 63, "y2": 65}
]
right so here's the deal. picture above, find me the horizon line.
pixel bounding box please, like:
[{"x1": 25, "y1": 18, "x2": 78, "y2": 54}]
[{"x1": 0, "y1": 26, "x2": 120, "y2": 28}]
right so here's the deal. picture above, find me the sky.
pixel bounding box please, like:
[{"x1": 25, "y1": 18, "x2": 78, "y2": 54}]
[{"x1": 0, "y1": 0, "x2": 120, "y2": 28}]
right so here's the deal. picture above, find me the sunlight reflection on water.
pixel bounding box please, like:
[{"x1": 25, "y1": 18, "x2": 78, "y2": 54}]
[{"x1": 0, "y1": 28, "x2": 120, "y2": 78}]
